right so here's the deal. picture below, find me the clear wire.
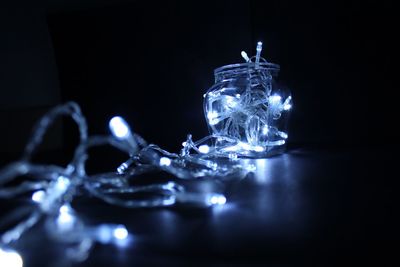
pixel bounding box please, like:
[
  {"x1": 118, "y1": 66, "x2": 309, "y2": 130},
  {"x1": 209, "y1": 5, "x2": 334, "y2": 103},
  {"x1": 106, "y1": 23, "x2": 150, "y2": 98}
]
[
  {"x1": 0, "y1": 101, "x2": 252, "y2": 263},
  {"x1": 0, "y1": 42, "x2": 292, "y2": 265}
]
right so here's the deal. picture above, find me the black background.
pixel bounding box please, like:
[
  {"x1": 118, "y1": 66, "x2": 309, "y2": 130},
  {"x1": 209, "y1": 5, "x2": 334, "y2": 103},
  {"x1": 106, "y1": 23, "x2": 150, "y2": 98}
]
[
  {"x1": 1, "y1": 0, "x2": 396, "y2": 154},
  {"x1": 0, "y1": 0, "x2": 398, "y2": 266},
  {"x1": 47, "y1": 0, "x2": 397, "y2": 150}
]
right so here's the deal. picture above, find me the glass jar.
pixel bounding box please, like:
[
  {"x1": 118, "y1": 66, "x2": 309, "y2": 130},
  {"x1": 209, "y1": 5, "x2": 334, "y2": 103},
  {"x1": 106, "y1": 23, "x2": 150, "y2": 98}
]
[{"x1": 203, "y1": 61, "x2": 292, "y2": 158}]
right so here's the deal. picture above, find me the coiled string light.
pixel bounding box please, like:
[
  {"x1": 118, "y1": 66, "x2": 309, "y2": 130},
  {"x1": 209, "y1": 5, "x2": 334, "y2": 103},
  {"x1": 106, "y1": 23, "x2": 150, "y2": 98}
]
[
  {"x1": 0, "y1": 42, "x2": 292, "y2": 266},
  {"x1": 0, "y1": 102, "x2": 252, "y2": 265},
  {"x1": 204, "y1": 42, "x2": 292, "y2": 156}
]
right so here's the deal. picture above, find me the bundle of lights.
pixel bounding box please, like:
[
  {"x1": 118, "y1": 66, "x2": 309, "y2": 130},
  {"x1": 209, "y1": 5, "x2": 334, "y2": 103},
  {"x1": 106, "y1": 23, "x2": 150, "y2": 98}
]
[
  {"x1": 204, "y1": 42, "x2": 292, "y2": 157},
  {"x1": 0, "y1": 42, "x2": 291, "y2": 266}
]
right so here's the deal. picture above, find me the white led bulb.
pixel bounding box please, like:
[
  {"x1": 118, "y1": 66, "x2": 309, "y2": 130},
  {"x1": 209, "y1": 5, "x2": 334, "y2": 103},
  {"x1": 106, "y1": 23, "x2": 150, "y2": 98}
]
[
  {"x1": 0, "y1": 247, "x2": 23, "y2": 267},
  {"x1": 109, "y1": 116, "x2": 131, "y2": 139}
]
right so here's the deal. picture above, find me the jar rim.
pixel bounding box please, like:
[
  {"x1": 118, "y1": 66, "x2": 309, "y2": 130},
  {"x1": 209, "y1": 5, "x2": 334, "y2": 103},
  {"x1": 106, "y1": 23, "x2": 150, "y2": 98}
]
[{"x1": 214, "y1": 62, "x2": 280, "y2": 76}]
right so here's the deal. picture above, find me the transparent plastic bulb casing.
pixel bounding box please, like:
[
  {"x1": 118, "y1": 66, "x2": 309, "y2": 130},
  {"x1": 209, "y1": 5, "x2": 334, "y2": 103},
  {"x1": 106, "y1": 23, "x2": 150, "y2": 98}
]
[{"x1": 203, "y1": 62, "x2": 292, "y2": 158}]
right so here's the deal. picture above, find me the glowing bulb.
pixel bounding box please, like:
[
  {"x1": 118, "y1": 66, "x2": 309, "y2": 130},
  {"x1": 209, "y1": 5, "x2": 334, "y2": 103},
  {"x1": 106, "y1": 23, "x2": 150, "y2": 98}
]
[
  {"x1": 198, "y1": 145, "x2": 210, "y2": 154},
  {"x1": 280, "y1": 132, "x2": 288, "y2": 139},
  {"x1": 207, "y1": 111, "x2": 219, "y2": 125},
  {"x1": 262, "y1": 125, "x2": 269, "y2": 135},
  {"x1": 256, "y1": 41, "x2": 263, "y2": 52},
  {"x1": 163, "y1": 181, "x2": 176, "y2": 190},
  {"x1": 255, "y1": 41, "x2": 263, "y2": 67},
  {"x1": 109, "y1": 116, "x2": 131, "y2": 139},
  {"x1": 39, "y1": 176, "x2": 71, "y2": 212},
  {"x1": 241, "y1": 51, "x2": 250, "y2": 62},
  {"x1": 283, "y1": 96, "x2": 292, "y2": 110},
  {"x1": 57, "y1": 212, "x2": 74, "y2": 225},
  {"x1": 270, "y1": 95, "x2": 282, "y2": 104},
  {"x1": 0, "y1": 248, "x2": 23, "y2": 267},
  {"x1": 113, "y1": 225, "x2": 128, "y2": 240},
  {"x1": 207, "y1": 194, "x2": 226, "y2": 206},
  {"x1": 117, "y1": 162, "x2": 128, "y2": 174},
  {"x1": 159, "y1": 157, "x2": 171, "y2": 166},
  {"x1": 55, "y1": 176, "x2": 70, "y2": 191},
  {"x1": 239, "y1": 142, "x2": 251, "y2": 151},
  {"x1": 225, "y1": 96, "x2": 238, "y2": 108},
  {"x1": 31, "y1": 190, "x2": 45, "y2": 203},
  {"x1": 59, "y1": 204, "x2": 70, "y2": 214},
  {"x1": 57, "y1": 205, "x2": 75, "y2": 231},
  {"x1": 254, "y1": 146, "x2": 265, "y2": 152},
  {"x1": 283, "y1": 103, "x2": 291, "y2": 110}
]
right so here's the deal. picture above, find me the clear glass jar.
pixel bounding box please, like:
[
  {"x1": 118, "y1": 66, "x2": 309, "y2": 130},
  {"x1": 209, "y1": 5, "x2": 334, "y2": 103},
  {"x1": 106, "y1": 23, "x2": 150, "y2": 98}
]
[{"x1": 203, "y1": 61, "x2": 292, "y2": 158}]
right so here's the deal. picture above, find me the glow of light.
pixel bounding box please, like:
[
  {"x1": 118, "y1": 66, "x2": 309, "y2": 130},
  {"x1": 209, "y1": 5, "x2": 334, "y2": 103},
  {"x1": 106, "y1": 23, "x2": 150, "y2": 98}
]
[
  {"x1": 113, "y1": 225, "x2": 128, "y2": 240},
  {"x1": 159, "y1": 157, "x2": 171, "y2": 167},
  {"x1": 254, "y1": 146, "x2": 265, "y2": 152},
  {"x1": 269, "y1": 95, "x2": 282, "y2": 104},
  {"x1": 241, "y1": 51, "x2": 250, "y2": 62},
  {"x1": 283, "y1": 96, "x2": 292, "y2": 110},
  {"x1": 162, "y1": 181, "x2": 176, "y2": 190},
  {"x1": 198, "y1": 145, "x2": 210, "y2": 154},
  {"x1": 222, "y1": 142, "x2": 266, "y2": 153},
  {"x1": 0, "y1": 248, "x2": 23, "y2": 267},
  {"x1": 57, "y1": 212, "x2": 74, "y2": 225},
  {"x1": 109, "y1": 116, "x2": 130, "y2": 139},
  {"x1": 256, "y1": 41, "x2": 263, "y2": 52},
  {"x1": 57, "y1": 204, "x2": 75, "y2": 231},
  {"x1": 239, "y1": 142, "x2": 251, "y2": 150},
  {"x1": 276, "y1": 140, "x2": 286, "y2": 145},
  {"x1": 31, "y1": 190, "x2": 45, "y2": 203},
  {"x1": 255, "y1": 41, "x2": 263, "y2": 67},
  {"x1": 55, "y1": 176, "x2": 70, "y2": 191},
  {"x1": 59, "y1": 204, "x2": 71, "y2": 214},
  {"x1": 225, "y1": 96, "x2": 238, "y2": 108},
  {"x1": 161, "y1": 196, "x2": 176, "y2": 206},
  {"x1": 280, "y1": 132, "x2": 288, "y2": 139},
  {"x1": 97, "y1": 225, "x2": 112, "y2": 243},
  {"x1": 117, "y1": 162, "x2": 128, "y2": 174},
  {"x1": 262, "y1": 125, "x2": 269, "y2": 135},
  {"x1": 283, "y1": 103, "x2": 292, "y2": 110},
  {"x1": 207, "y1": 111, "x2": 219, "y2": 125},
  {"x1": 208, "y1": 194, "x2": 226, "y2": 206}
]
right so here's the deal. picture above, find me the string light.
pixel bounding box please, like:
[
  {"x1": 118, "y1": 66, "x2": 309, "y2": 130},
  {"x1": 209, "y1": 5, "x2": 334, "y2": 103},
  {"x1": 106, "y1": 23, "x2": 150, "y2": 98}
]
[
  {"x1": 204, "y1": 42, "x2": 292, "y2": 157},
  {"x1": 0, "y1": 41, "x2": 292, "y2": 265},
  {"x1": 269, "y1": 95, "x2": 282, "y2": 104},
  {"x1": 0, "y1": 102, "x2": 242, "y2": 264}
]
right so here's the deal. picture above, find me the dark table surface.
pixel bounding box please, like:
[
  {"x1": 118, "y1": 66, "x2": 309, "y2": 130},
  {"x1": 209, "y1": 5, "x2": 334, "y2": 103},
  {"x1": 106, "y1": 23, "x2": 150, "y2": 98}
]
[{"x1": 1, "y1": 146, "x2": 397, "y2": 266}]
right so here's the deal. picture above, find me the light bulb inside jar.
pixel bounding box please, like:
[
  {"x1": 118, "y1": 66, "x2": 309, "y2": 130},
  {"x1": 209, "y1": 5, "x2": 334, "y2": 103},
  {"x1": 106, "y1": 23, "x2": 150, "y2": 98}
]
[{"x1": 203, "y1": 42, "x2": 292, "y2": 157}]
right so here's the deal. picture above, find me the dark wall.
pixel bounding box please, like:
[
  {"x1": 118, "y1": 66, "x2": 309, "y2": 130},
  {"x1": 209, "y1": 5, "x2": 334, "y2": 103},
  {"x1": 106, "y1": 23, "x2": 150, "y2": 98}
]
[
  {"x1": 47, "y1": 0, "x2": 253, "y2": 151},
  {"x1": 0, "y1": 7, "x2": 62, "y2": 157},
  {"x1": 251, "y1": 0, "x2": 396, "y2": 147},
  {"x1": 0, "y1": 0, "x2": 396, "y2": 158},
  {"x1": 47, "y1": 0, "x2": 396, "y2": 150}
]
